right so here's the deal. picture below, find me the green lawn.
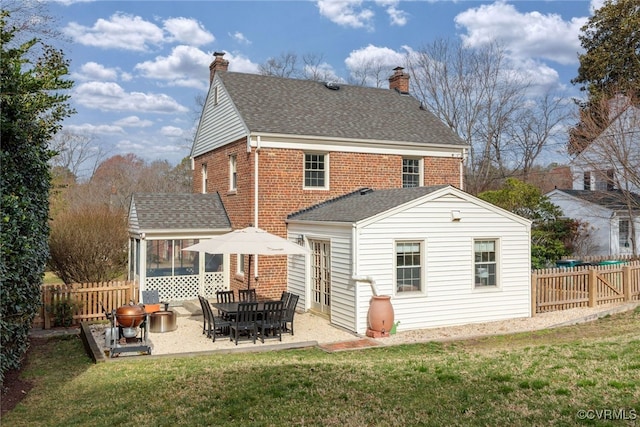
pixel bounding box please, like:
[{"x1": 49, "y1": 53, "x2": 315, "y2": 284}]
[{"x1": 5, "y1": 308, "x2": 640, "y2": 426}]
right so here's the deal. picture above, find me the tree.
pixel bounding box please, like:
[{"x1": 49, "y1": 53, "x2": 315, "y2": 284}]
[
  {"x1": 407, "y1": 39, "x2": 570, "y2": 194},
  {"x1": 49, "y1": 130, "x2": 106, "y2": 179},
  {"x1": 569, "y1": 0, "x2": 640, "y2": 153},
  {"x1": 572, "y1": 0, "x2": 640, "y2": 102},
  {"x1": 478, "y1": 179, "x2": 575, "y2": 268},
  {"x1": 0, "y1": 10, "x2": 74, "y2": 381},
  {"x1": 48, "y1": 207, "x2": 128, "y2": 284},
  {"x1": 569, "y1": 93, "x2": 640, "y2": 256}
]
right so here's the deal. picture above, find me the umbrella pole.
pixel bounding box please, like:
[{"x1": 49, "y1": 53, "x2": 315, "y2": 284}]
[{"x1": 247, "y1": 254, "x2": 252, "y2": 289}]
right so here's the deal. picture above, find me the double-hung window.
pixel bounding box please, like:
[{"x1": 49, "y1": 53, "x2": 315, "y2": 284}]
[
  {"x1": 396, "y1": 241, "x2": 422, "y2": 293},
  {"x1": 229, "y1": 155, "x2": 237, "y2": 191},
  {"x1": 304, "y1": 153, "x2": 327, "y2": 189},
  {"x1": 402, "y1": 158, "x2": 421, "y2": 188},
  {"x1": 474, "y1": 240, "x2": 498, "y2": 287}
]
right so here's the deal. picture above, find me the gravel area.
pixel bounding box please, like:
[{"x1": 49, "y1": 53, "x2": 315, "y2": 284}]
[{"x1": 88, "y1": 301, "x2": 639, "y2": 357}]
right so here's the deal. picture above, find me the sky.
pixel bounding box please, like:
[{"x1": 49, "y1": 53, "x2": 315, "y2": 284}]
[{"x1": 42, "y1": 0, "x2": 605, "y2": 175}]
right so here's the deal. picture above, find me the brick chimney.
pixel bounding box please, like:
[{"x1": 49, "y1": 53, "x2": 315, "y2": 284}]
[
  {"x1": 389, "y1": 66, "x2": 409, "y2": 94},
  {"x1": 209, "y1": 52, "x2": 229, "y2": 84}
]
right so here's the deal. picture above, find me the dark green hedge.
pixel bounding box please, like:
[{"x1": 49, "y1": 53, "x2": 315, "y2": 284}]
[{"x1": 1, "y1": 11, "x2": 74, "y2": 382}]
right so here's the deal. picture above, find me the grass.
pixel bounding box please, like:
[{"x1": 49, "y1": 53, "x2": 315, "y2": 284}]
[{"x1": 4, "y1": 308, "x2": 640, "y2": 426}]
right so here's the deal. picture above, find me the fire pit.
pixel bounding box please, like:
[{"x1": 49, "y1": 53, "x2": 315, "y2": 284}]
[{"x1": 149, "y1": 310, "x2": 177, "y2": 333}]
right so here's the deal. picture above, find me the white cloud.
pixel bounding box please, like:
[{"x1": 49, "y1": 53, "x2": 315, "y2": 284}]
[
  {"x1": 65, "y1": 123, "x2": 124, "y2": 135},
  {"x1": 64, "y1": 13, "x2": 165, "y2": 51},
  {"x1": 75, "y1": 62, "x2": 119, "y2": 81},
  {"x1": 163, "y1": 17, "x2": 214, "y2": 46},
  {"x1": 160, "y1": 126, "x2": 185, "y2": 137},
  {"x1": 229, "y1": 31, "x2": 251, "y2": 45},
  {"x1": 74, "y1": 81, "x2": 189, "y2": 113},
  {"x1": 375, "y1": 0, "x2": 408, "y2": 26},
  {"x1": 455, "y1": 1, "x2": 586, "y2": 65},
  {"x1": 114, "y1": 116, "x2": 154, "y2": 128},
  {"x1": 590, "y1": 0, "x2": 606, "y2": 14},
  {"x1": 225, "y1": 52, "x2": 260, "y2": 74},
  {"x1": 345, "y1": 45, "x2": 407, "y2": 86},
  {"x1": 316, "y1": 0, "x2": 375, "y2": 30},
  {"x1": 134, "y1": 45, "x2": 212, "y2": 89}
]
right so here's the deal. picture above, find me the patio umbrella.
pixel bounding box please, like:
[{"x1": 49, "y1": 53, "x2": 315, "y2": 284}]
[{"x1": 183, "y1": 227, "x2": 309, "y2": 288}]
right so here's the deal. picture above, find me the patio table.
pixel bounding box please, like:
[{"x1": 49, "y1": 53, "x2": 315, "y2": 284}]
[{"x1": 210, "y1": 302, "x2": 266, "y2": 319}]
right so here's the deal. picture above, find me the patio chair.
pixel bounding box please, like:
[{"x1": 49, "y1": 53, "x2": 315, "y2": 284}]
[
  {"x1": 282, "y1": 293, "x2": 299, "y2": 336},
  {"x1": 198, "y1": 295, "x2": 230, "y2": 342},
  {"x1": 256, "y1": 300, "x2": 284, "y2": 343},
  {"x1": 215, "y1": 290, "x2": 235, "y2": 319},
  {"x1": 280, "y1": 291, "x2": 291, "y2": 306},
  {"x1": 230, "y1": 302, "x2": 258, "y2": 345},
  {"x1": 141, "y1": 289, "x2": 169, "y2": 311},
  {"x1": 238, "y1": 288, "x2": 257, "y2": 302}
]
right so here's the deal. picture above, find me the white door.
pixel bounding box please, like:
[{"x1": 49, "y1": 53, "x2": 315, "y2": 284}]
[{"x1": 310, "y1": 239, "x2": 331, "y2": 317}]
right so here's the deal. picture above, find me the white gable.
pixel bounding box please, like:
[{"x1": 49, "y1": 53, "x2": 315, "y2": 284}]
[{"x1": 191, "y1": 74, "x2": 249, "y2": 159}]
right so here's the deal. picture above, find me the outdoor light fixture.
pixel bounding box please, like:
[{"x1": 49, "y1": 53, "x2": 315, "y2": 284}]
[
  {"x1": 296, "y1": 234, "x2": 305, "y2": 245},
  {"x1": 451, "y1": 210, "x2": 461, "y2": 221}
]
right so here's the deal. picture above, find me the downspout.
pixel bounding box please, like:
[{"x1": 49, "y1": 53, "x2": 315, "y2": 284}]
[
  {"x1": 254, "y1": 135, "x2": 261, "y2": 280},
  {"x1": 460, "y1": 148, "x2": 468, "y2": 191},
  {"x1": 254, "y1": 135, "x2": 260, "y2": 228}
]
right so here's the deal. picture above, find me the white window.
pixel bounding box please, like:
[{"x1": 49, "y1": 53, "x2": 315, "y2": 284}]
[
  {"x1": 236, "y1": 254, "x2": 244, "y2": 276},
  {"x1": 201, "y1": 163, "x2": 207, "y2": 194},
  {"x1": 304, "y1": 153, "x2": 328, "y2": 189},
  {"x1": 395, "y1": 241, "x2": 422, "y2": 293},
  {"x1": 229, "y1": 155, "x2": 237, "y2": 191},
  {"x1": 402, "y1": 158, "x2": 421, "y2": 188},
  {"x1": 474, "y1": 240, "x2": 498, "y2": 287}
]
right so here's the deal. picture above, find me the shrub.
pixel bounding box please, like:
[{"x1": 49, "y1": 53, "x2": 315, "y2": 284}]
[{"x1": 48, "y1": 206, "x2": 128, "y2": 284}]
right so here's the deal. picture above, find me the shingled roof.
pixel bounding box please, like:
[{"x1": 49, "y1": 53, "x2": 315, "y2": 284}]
[
  {"x1": 287, "y1": 185, "x2": 449, "y2": 223},
  {"x1": 217, "y1": 71, "x2": 467, "y2": 147},
  {"x1": 555, "y1": 189, "x2": 640, "y2": 212},
  {"x1": 129, "y1": 193, "x2": 231, "y2": 232}
]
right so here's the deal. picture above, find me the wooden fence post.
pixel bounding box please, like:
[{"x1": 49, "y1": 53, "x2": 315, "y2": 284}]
[
  {"x1": 588, "y1": 268, "x2": 597, "y2": 307},
  {"x1": 43, "y1": 285, "x2": 52, "y2": 330},
  {"x1": 622, "y1": 265, "x2": 631, "y2": 302},
  {"x1": 530, "y1": 272, "x2": 537, "y2": 317}
]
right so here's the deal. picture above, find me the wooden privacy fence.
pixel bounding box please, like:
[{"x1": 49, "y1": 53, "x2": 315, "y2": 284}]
[
  {"x1": 532, "y1": 261, "x2": 640, "y2": 315},
  {"x1": 36, "y1": 281, "x2": 138, "y2": 329}
]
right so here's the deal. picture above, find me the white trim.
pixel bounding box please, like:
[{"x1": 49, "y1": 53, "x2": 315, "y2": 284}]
[
  {"x1": 249, "y1": 133, "x2": 466, "y2": 158},
  {"x1": 303, "y1": 152, "x2": 330, "y2": 190},
  {"x1": 393, "y1": 239, "x2": 426, "y2": 297},
  {"x1": 472, "y1": 238, "x2": 501, "y2": 291}
]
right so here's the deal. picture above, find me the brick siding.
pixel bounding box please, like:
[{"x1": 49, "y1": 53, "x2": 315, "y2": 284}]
[{"x1": 193, "y1": 140, "x2": 462, "y2": 299}]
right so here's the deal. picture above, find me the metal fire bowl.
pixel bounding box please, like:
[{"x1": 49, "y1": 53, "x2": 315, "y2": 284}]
[{"x1": 149, "y1": 310, "x2": 177, "y2": 333}]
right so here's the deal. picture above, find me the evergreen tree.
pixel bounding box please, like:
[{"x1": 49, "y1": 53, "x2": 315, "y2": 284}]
[
  {"x1": 572, "y1": 0, "x2": 640, "y2": 101},
  {"x1": 0, "y1": 11, "x2": 74, "y2": 382}
]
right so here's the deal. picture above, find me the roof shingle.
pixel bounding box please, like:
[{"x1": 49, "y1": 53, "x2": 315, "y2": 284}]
[
  {"x1": 130, "y1": 193, "x2": 231, "y2": 231},
  {"x1": 218, "y1": 72, "x2": 467, "y2": 147},
  {"x1": 287, "y1": 185, "x2": 449, "y2": 223}
]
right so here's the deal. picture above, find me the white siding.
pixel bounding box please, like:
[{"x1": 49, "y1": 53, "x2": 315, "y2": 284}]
[
  {"x1": 354, "y1": 193, "x2": 531, "y2": 334},
  {"x1": 287, "y1": 223, "x2": 355, "y2": 331},
  {"x1": 191, "y1": 79, "x2": 248, "y2": 158},
  {"x1": 547, "y1": 191, "x2": 613, "y2": 256}
]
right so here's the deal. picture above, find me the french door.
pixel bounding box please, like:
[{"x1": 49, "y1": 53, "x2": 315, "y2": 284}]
[{"x1": 310, "y1": 239, "x2": 331, "y2": 316}]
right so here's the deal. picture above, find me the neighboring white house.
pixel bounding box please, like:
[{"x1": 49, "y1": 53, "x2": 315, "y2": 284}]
[
  {"x1": 548, "y1": 95, "x2": 640, "y2": 257},
  {"x1": 546, "y1": 189, "x2": 640, "y2": 257},
  {"x1": 286, "y1": 185, "x2": 532, "y2": 334}
]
